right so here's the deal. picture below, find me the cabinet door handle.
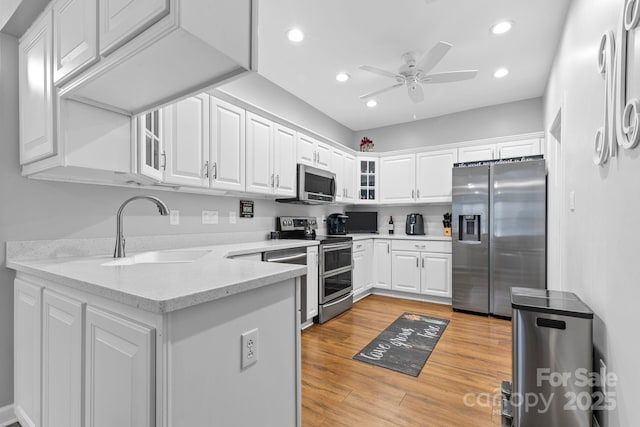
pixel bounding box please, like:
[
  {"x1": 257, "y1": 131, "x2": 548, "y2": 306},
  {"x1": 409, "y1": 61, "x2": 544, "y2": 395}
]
[
  {"x1": 422, "y1": 258, "x2": 425, "y2": 268},
  {"x1": 203, "y1": 161, "x2": 209, "y2": 178},
  {"x1": 417, "y1": 189, "x2": 420, "y2": 199},
  {"x1": 161, "y1": 151, "x2": 167, "y2": 171},
  {"x1": 313, "y1": 151, "x2": 317, "y2": 163},
  {"x1": 276, "y1": 174, "x2": 280, "y2": 188},
  {"x1": 416, "y1": 258, "x2": 419, "y2": 268},
  {"x1": 270, "y1": 173, "x2": 274, "y2": 187},
  {"x1": 212, "y1": 162, "x2": 217, "y2": 179},
  {"x1": 412, "y1": 189, "x2": 415, "y2": 199},
  {"x1": 387, "y1": 243, "x2": 390, "y2": 254}
]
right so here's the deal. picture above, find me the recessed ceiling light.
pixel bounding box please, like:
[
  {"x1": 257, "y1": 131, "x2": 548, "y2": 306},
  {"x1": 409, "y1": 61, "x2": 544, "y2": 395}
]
[
  {"x1": 336, "y1": 72, "x2": 350, "y2": 82},
  {"x1": 494, "y1": 68, "x2": 509, "y2": 78},
  {"x1": 491, "y1": 21, "x2": 513, "y2": 35},
  {"x1": 366, "y1": 100, "x2": 377, "y2": 108},
  {"x1": 286, "y1": 28, "x2": 304, "y2": 42}
]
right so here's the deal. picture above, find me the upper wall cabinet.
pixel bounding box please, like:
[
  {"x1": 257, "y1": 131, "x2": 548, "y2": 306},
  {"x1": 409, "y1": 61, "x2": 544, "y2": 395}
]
[
  {"x1": 357, "y1": 157, "x2": 378, "y2": 203},
  {"x1": 59, "y1": 0, "x2": 254, "y2": 114},
  {"x1": 297, "y1": 133, "x2": 332, "y2": 171},
  {"x1": 332, "y1": 149, "x2": 356, "y2": 203},
  {"x1": 458, "y1": 144, "x2": 495, "y2": 163},
  {"x1": 379, "y1": 154, "x2": 416, "y2": 204},
  {"x1": 98, "y1": 0, "x2": 169, "y2": 56},
  {"x1": 19, "y1": 10, "x2": 55, "y2": 165},
  {"x1": 245, "y1": 113, "x2": 297, "y2": 197},
  {"x1": 416, "y1": 148, "x2": 458, "y2": 203},
  {"x1": 52, "y1": 0, "x2": 99, "y2": 85},
  {"x1": 496, "y1": 138, "x2": 542, "y2": 159},
  {"x1": 210, "y1": 98, "x2": 246, "y2": 192}
]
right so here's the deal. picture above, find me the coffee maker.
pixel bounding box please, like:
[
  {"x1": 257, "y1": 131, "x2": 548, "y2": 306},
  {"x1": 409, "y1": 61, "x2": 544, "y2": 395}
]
[
  {"x1": 406, "y1": 213, "x2": 425, "y2": 235},
  {"x1": 327, "y1": 213, "x2": 348, "y2": 235}
]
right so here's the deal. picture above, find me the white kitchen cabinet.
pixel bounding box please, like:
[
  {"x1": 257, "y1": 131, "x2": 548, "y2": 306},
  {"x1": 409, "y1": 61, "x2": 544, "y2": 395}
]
[
  {"x1": 458, "y1": 144, "x2": 496, "y2": 162},
  {"x1": 357, "y1": 157, "x2": 378, "y2": 203},
  {"x1": 99, "y1": 0, "x2": 169, "y2": 56},
  {"x1": 85, "y1": 306, "x2": 155, "y2": 427},
  {"x1": 343, "y1": 153, "x2": 356, "y2": 202},
  {"x1": 391, "y1": 251, "x2": 421, "y2": 293},
  {"x1": 210, "y1": 98, "x2": 246, "y2": 192},
  {"x1": 52, "y1": 0, "x2": 98, "y2": 84},
  {"x1": 373, "y1": 240, "x2": 392, "y2": 290},
  {"x1": 246, "y1": 113, "x2": 297, "y2": 197},
  {"x1": 14, "y1": 279, "x2": 43, "y2": 427},
  {"x1": 139, "y1": 109, "x2": 165, "y2": 182},
  {"x1": 42, "y1": 290, "x2": 84, "y2": 427},
  {"x1": 19, "y1": 10, "x2": 55, "y2": 165},
  {"x1": 331, "y1": 149, "x2": 345, "y2": 201},
  {"x1": 416, "y1": 148, "x2": 458, "y2": 202},
  {"x1": 497, "y1": 138, "x2": 542, "y2": 159},
  {"x1": 332, "y1": 149, "x2": 356, "y2": 202},
  {"x1": 306, "y1": 246, "x2": 319, "y2": 320},
  {"x1": 164, "y1": 94, "x2": 210, "y2": 187},
  {"x1": 380, "y1": 154, "x2": 416, "y2": 203},
  {"x1": 296, "y1": 133, "x2": 332, "y2": 171},
  {"x1": 420, "y1": 253, "x2": 452, "y2": 297},
  {"x1": 273, "y1": 123, "x2": 297, "y2": 197},
  {"x1": 352, "y1": 240, "x2": 373, "y2": 297}
]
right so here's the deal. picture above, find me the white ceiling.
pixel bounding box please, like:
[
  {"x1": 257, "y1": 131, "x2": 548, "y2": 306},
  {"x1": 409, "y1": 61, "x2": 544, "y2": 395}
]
[{"x1": 256, "y1": 0, "x2": 572, "y2": 131}]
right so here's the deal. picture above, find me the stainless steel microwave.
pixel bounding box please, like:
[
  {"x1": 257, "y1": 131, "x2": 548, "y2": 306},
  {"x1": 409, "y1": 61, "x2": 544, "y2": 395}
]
[{"x1": 276, "y1": 164, "x2": 336, "y2": 204}]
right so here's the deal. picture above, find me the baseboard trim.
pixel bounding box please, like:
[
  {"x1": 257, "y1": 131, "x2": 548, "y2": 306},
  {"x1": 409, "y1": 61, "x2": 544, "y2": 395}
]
[{"x1": 0, "y1": 404, "x2": 16, "y2": 427}]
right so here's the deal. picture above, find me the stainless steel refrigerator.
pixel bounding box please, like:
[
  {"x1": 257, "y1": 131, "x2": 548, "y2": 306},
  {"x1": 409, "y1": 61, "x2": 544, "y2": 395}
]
[{"x1": 452, "y1": 157, "x2": 546, "y2": 317}]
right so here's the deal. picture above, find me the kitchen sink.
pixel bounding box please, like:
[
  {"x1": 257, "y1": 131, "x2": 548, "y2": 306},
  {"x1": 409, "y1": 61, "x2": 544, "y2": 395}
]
[{"x1": 102, "y1": 250, "x2": 211, "y2": 266}]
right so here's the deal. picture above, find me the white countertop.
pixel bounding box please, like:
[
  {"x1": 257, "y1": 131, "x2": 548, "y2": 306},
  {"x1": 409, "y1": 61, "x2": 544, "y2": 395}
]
[
  {"x1": 347, "y1": 233, "x2": 452, "y2": 241},
  {"x1": 7, "y1": 240, "x2": 318, "y2": 314}
]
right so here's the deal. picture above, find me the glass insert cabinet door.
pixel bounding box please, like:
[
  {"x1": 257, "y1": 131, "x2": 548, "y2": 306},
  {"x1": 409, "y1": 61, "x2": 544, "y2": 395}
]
[{"x1": 358, "y1": 157, "x2": 378, "y2": 202}]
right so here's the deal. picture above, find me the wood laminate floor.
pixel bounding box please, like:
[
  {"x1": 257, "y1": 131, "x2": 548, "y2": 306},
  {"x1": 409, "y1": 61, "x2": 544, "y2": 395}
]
[{"x1": 301, "y1": 294, "x2": 512, "y2": 427}]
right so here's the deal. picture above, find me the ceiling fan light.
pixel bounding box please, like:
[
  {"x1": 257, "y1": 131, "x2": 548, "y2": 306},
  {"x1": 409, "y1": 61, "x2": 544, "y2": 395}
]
[
  {"x1": 366, "y1": 100, "x2": 378, "y2": 108},
  {"x1": 491, "y1": 21, "x2": 513, "y2": 35},
  {"x1": 336, "y1": 72, "x2": 350, "y2": 82},
  {"x1": 494, "y1": 68, "x2": 510, "y2": 78},
  {"x1": 286, "y1": 28, "x2": 304, "y2": 42}
]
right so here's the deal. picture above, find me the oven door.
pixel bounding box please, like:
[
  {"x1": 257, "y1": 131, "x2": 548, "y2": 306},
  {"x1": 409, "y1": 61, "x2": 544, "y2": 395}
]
[
  {"x1": 320, "y1": 242, "x2": 352, "y2": 275},
  {"x1": 320, "y1": 268, "x2": 352, "y2": 304}
]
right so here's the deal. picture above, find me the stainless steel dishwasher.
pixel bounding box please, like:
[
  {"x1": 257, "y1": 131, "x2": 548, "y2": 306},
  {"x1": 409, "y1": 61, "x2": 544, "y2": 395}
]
[{"x1": 262, "y1": 247, "x2": 309, "y2": 323}]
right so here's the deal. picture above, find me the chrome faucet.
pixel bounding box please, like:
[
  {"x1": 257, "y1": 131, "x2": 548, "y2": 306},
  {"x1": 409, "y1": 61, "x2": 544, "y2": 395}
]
[{"x1": 114, "y1": 196, "x2": 170, "y2": 258}]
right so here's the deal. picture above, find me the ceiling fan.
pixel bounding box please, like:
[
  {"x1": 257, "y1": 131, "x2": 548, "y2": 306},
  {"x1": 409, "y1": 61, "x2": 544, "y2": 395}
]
[{"x1": 359, "y1": 41, "x2": 478, "y2": 104}]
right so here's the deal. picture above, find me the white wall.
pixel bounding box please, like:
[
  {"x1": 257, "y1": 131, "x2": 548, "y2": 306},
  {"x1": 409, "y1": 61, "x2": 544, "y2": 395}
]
[
  {"x1": 544, "y1": 1, "x2": 640, "y2": 425},
  {"x1": 0, "y1": 33, "x2": 342, "y2": 409},
  {"x1": 352, "y1": 97, "x2": 543, "y2": 152}
]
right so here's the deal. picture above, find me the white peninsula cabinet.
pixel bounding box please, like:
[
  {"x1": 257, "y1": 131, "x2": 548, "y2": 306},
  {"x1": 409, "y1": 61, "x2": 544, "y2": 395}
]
[
  {"x1": 13, "y1": 272, "x2": 300, "y2": 427},
  {"x1": 245, "y1": 113, "x2": 297, "y2": 197}
]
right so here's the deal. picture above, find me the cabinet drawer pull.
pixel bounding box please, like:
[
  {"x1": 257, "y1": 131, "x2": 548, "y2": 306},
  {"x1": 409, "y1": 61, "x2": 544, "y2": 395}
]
[{"x1": 415, "y1": 244, "x2": 426, "y2": 249}]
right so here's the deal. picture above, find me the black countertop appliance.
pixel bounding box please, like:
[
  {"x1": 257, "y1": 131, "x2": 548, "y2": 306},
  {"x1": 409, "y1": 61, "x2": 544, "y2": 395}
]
[
  {"x1": 406, "y1": 213, "x2": 425, "y2": 235},
  {"x1": 327, "y1": 213, "x2": 348, "y2": 235}
]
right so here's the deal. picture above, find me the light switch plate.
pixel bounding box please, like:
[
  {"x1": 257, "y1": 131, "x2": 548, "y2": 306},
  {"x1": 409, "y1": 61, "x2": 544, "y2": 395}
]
[
  {"x1": 241, "y1": 328, "x2": 258, "y2": 369},
  {"x1": 170, "y1": 210, "x2": 180, "y2": 225},
  {"x1": 202, "y1": 210, "x2": 218, "y2": 225}
]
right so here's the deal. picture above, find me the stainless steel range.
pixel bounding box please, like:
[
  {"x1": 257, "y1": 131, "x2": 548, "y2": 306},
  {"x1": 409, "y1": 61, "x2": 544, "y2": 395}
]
[{"x1": 276, "y1": 216, "x2": 353, "y2": 323}]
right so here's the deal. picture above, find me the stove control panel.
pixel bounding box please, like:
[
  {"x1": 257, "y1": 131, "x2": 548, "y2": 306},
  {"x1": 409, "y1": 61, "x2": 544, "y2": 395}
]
[{"x1": 277, "y1": 216, "x2": 318, "y2": 231}]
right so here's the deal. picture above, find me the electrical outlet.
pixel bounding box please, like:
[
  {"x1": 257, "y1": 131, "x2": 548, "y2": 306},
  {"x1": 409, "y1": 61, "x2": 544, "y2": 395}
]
[
  {"x1": 229, "y1": 211, "x2": 237, "y2": 224},
  {"x1": 241, "y1": 328, "x2": 258, "y2": 369},
  {"x1": 169, "y1": 210, "x2": 180, "y2": 225},
  {"x1": 202, "y1": 210, "x2": 218, "y2": 225}
]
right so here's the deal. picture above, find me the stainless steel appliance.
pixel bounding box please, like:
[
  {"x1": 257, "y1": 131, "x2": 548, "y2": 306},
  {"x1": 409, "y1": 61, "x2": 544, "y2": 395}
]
[
  {"x1": 508, "y1": 287, "x2": 593, "y2": 427},
  {"x1": 276, "y1": 216, "x2": 353, "y2": 323},
  {"x1": 276, "y1": 164, "x2": 336, "y2": 204},
  {"x1": 327, "y1": 213, "x2": 348, "y2": 235},
  {"x1": 405, "y1": 213, "x2": 425, "y2": 235},
  {"x1": 262, "y1": 247, "x2": 309, "y2": 323},
  {"x1": 452, "y1": 156, "x2": 546, "y2": 317}
]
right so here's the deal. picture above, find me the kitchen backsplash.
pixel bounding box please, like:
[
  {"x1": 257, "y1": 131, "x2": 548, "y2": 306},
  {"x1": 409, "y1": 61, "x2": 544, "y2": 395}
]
[{"x1": 344, "y1": 205, "x2": 452, "y2": 236}]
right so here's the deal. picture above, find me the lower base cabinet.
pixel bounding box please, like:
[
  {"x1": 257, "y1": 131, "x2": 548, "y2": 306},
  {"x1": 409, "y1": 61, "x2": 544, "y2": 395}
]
[
  {"x1": 420, "y1": 253, "x2": 452, "y2": 297},
  {"x1": 391, "y1": 251, "x2": 421, "y2": 293},
  {"x1": 390, "y1": 240, "x2": 452, "y2": 298},
  {"x1": 352, "y1": 240, "x2": 373, "y2": 297},
  {"x1": 373, "y1": 240, "x2": 392, "y2": 289}
]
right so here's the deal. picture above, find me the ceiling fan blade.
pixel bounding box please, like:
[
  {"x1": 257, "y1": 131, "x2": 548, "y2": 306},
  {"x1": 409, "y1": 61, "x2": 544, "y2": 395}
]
[
  {"x1": 407, "y1": 85, "x2": 424, "y2": 103},
  {"x1": 359, "y1": 65, "x2": 400, "y2": 79},
  {"x1": 416, "y1": 41, "x2": 452, "y2": 74},
  {"x1": 420, "y1": 70, "x2": 478, "y2": 84},
  {"x1": 359, "y1": 83, "x2": 404, "y2": 100}
]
